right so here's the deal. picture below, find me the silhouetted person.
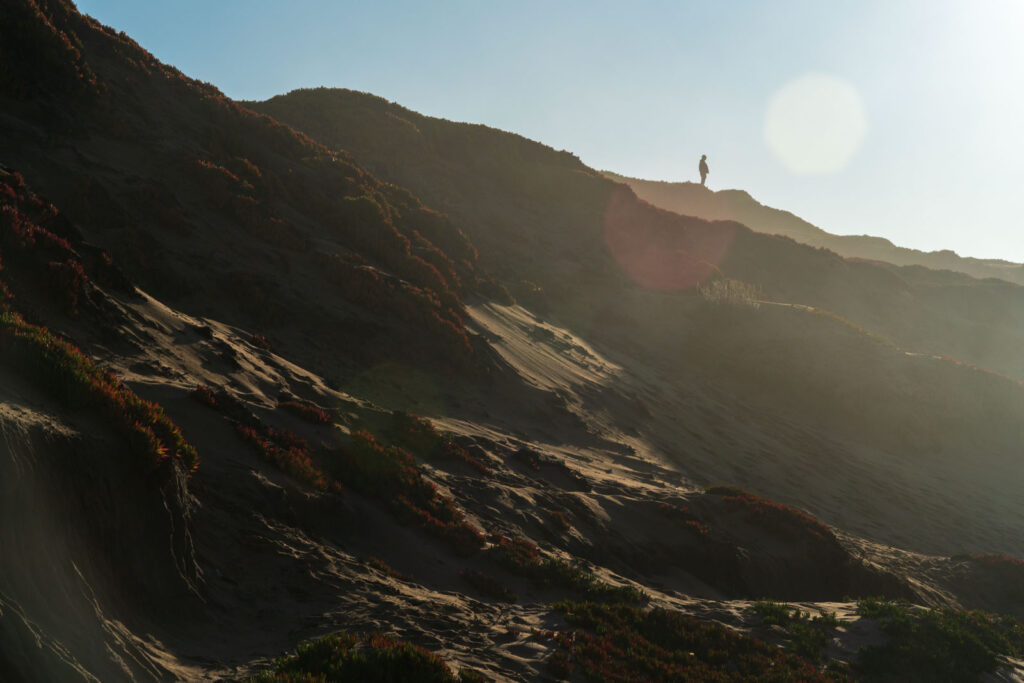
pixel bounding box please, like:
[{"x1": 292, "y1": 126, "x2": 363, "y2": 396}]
[{"x1": 699, "y1": 154, "x2": 709, "y2": 187}]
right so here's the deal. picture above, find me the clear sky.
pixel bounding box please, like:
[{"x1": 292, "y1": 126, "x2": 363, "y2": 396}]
[{"x1": 76, "y1": 0, "x2": 1024, "y2": 261}]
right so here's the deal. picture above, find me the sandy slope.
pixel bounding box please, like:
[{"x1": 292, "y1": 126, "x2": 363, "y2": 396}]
[
  {"x1": 469, "y1": 298, "x2": 1024, "y2": 559},
  {"x1": 4, "y1": 280, "x2": 1024, "y2": 679},
  {"x1": 0, "y1": 371, "x2": 205, "y2": 682}
]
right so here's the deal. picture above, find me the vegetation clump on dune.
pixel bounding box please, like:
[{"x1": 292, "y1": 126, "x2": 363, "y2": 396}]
[
  {"x1": 386, "y1": 411, "x2": 492, "y2": 476},
  {"x1": 277, "y1": 398, "x2": 333, "y2": 425},
  {"x1": 235, "y1": 423, "x2": 334, "y2": 493},
  {"x1": 188, "y1": 384, "x2": 219, "y2": 409},
  {"x1": 190, "y1": 390, "x2": 487, "y2": 555},
  {"x1": 367, "y1": 555, "x2": 411, "y2": 582},
  {"x1": 335, "y1": 430, "x2": 486, "y2": 555},
  {"x1": 542, "y1": 601, "x2": 844, "y2": 681},
  {"x1": 853, "y1": 597, "x2": 1024, "y2": 681},
  {"x1": 0, "y1": 310, "x2": 199, "y2": 472},
  {"x1": 252, "y1": 631, "x2": 487, "y2": 682},
  {"x1": 190, "y1": 384, "x2": 332, "y2": 490},
  {"x1": 752, "y1": 600, "x2": 843, "y2": 664},
  {"x1": 966, "y1": 553, "x2": 1024, "y2": 570},
  {"x1": 488, "y1": 532, "x2": 648, "y2": 604},
  {"x1": 314, "y1": 251, "x2": 474, "y2": 366},
  {"x1": 1, "y1": 170, "x2": 99, "y2": 313},
  {"x1": 705, "y1": 485, "x2": 835, "y2": 542}
]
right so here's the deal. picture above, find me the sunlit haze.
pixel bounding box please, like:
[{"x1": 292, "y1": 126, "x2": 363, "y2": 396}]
[{"x1": 76, "y1": 0, "x2": 1024, "y2": 261}]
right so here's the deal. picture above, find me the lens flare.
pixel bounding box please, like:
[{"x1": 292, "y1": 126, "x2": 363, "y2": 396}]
[
  {"x1": 603, "y1": 186, "x2": 736, "y2": 290},
  {"x1": 764, "y1": 73, "x2": 867, "y2": 175}
]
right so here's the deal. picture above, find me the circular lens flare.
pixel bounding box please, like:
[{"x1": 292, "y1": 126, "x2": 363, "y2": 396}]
[
  {"x1": 764, "y1": 74, "x2": 867, "y2": 175},
  {"x1": 604, "y1": 186, "x2": 735, "y2": 290}
]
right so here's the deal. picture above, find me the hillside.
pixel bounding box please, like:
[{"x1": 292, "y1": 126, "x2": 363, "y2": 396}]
[
  {"x1": 603, "y1": 171, "x2": 1024, "y2": 286},
  {"x1": 251, "y1": 88, "x2": 1024, "y2": 383},
  {"x1": 249, "y1": 90, "x2": 1024, "y2": 545},
  {"x1": 2, "y1": 2, "x2": 1024, "y2": 681}
]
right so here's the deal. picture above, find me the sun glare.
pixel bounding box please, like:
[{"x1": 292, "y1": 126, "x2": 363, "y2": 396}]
[{"x1": 763, "y1": 73, "x2": 867, "y2": 176}]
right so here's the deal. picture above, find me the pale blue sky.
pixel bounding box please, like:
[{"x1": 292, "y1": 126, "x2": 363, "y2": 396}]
[{"x1": 77, "y1": 0, "x2": 1024, "y2": 261}]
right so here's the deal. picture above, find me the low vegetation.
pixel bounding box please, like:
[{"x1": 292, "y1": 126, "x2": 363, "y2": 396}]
[
  {"x1": 367, "y1": 556, "x2": 411, "y2": 582},
  {"x1": 752, "y1": 600, "x2": 843, "y2": 664},
  {"x1": 189, "y1": 384, "x2": 332, "y2": 490},
  {"x1": 1, "y1": 170, "x2": 97, "y2": 314},
  {"x1": 488, "y1": 532, "x2": 648, "y2": 604},
  {"x1": 333, "y1": 430, "x2": 485, "y2": 555},
  {"x1": 386, "y1": 411, "x2": 491, "y2": 476},
  {"x1": 252, "y1": 631, "x2": 486, "y2": 682},
  {"x1": 705, "y1": 485, "x2": 835, "y2": 542},
  {"x1": 315, "y1": 251, "x2": 473, "y2": 366},
  {"x1": 853, "y1": 597, "x2": 1024, "y2": 681},
  {"x1": 0, "y1": 169, "x2": 198, "y2": 475},
  {"x1": 543, "y1": 601, "x2": 843, "y2": 681},
  {"x1": 277, "y1": 398, "x2": 333, "y2": 425},
  {"x1": 190, "y1": 390, "x2": 486, "y2": 555},
  {"x1": 189, "y1": 384, "x2": 218, "y2": 409},
  {"x1": 235, "y1": 423, "x2": 333, "y2": 493},
  {"x1": 964, "y1": 553, "x2": 1024, "y2": 571},
  {"x1": 0, "y1": 310, "x2": 198, "y2": 472}
]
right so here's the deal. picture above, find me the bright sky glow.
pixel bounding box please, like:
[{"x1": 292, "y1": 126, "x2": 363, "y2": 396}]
[{"x1": 75, "y1": 0, "x2": 1024, "y2": 261}]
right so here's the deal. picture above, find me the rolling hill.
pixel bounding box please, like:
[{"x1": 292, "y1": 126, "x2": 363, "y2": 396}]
[
  {"x1": 251, "y1": 88, "x2": 1024, "y2": 383},
  {"x1": 604, "y1": 171, "x2": 1024, "y2": 286}
]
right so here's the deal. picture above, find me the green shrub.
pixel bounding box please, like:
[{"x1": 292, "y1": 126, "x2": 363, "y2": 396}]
[
  {"x1": 753, "y1": 602, "x2": 844, "y2": 664},
  {"x1": 854, "y1": 596, "x2": 912, "y2": 620},
  {"x1": 853, "y1": 598, "x2": 1024, "y2": 680},
  {"x1": 790, "y1": 620, "x2": 831, "y2": 663},
  {"x1": 753, "y1": 599, "x2": 793, "y2": 626},
  {"x1": 254, "y1": 632, "x2": 466, "y2": 682}
]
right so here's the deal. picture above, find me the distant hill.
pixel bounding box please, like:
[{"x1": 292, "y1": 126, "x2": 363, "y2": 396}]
[{"x1": 604, "y1": 172, "x2": 1024, "y2": 285}]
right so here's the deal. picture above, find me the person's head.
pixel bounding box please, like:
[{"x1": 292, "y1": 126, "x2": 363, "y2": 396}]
[{"x1": 701, "y1": 154, "x2": 707, "y2": 160}]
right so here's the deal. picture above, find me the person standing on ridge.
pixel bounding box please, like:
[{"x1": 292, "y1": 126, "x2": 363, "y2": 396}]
[{"x1": 699, "y1": 154, "x2": 709, "y2": 187}]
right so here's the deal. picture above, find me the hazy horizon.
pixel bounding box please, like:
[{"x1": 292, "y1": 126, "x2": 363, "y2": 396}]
[{"x1": 77, "y1": 0, "x2": 1024, "y2": 262}]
